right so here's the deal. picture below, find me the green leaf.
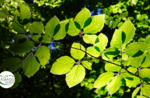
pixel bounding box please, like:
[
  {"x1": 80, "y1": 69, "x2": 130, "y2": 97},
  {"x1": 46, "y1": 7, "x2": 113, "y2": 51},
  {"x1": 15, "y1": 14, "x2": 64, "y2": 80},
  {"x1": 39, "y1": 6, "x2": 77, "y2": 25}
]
[
  {"x1": 105, "y1": 62, "x2": 121, "y2": 72},
  {"x1": 122, "y1": 72, "x2": 141, "y2": 87},
  {"x1": 20, "y1": 4, "x2": 31, "y2": 20},
  {"x1": 145, "y1": 35, "x2": 150, "y2": 46},
  {"x1": 45, "y1": 16, "x2": 60, "y2": 38},
  {"x1": 132, "y1": 87, "x2": 141, "y2": 98},
  {"x1": 12, "y1": 18, "x2": 25, "y2": 33},
  {"x1": 141, "y1": 84, "x2": 150, "y2": 97},
  {"x1": 94, "y1": 72, "x2": 114, "y2": 88},
  {"x1": 125, "y1": 42, "x2": 148, "y2": 57},
  {"x1": 74, "y1": 8, "x2": 91, "y2": 28},
  {"x1": 32, "y1": 35, "x2": 41, "y2": 42},
  {"x1": 70, "y1": 42, "x2": 85, "y2": 60},
  {"x1": 50, "y1": 56, "x2": 75, "y2": 75},
  {"x1": 127, "y1": 67, "x2": 137, "y2": 74},
  {"x1": 141, "y1": 54, "x2": 150, "y2": 67},
  {"x1": 110, "y1": 29, "x2": 124, "y2": 49},
  {"x1": 67, "y1": 20, "x2": 80, "y2": 36},
  {"x1": 53, "y1": 20, "x2": 68, "y2": 40},
  {"x1": 0, "y1": 58, "x2": 22, "y2": 72},
  {"x1": 128, "y1": 55, "x2": 145, "y2": 68},
  {"x1": 139, "y1": 68, "x2": 150, "y2": 81},
  {"x1": 82, "y1": 61, "x2": 92, "y2": 70},
  {"x1": 0, "y1": 9, "x2": 9, "y2": 18},
  {"x1": 41, "y1": 35, "x2": 51, "y2": 43},
  {"x1": 103, "y1": 48, "x2": 120, "y2": 58},
  {"x1": 84, "y1": 14, "x2": 105, "y2": 34},
  {"x1": 86, "y1": 46, "x2": 100, "y2": 57},
  {"x1": 107, "y1": 75, "x2": 122, "y2": 95},
  {"x1": 35, "y1": 46, "x2": 50, "y2": 66},
  {"x1": 137, "y1": 96, "x2": 147, "y2": 98},
  {"x1": 119, "y1": 20, "x2": 135, "y2": 44},
  {"x1": 94, "y1": 33, "x2": 108, "y2": 52},
  {"x1": 66, "y1": 65, "x2": 85, "y2": 88},
  {"x1": 23, "y1": 56, "x2": 40, "y2": 78},
  {"x1": 83, "y1": 34, "x2": 97, "y2": 44},
  {"x1": 0, "y1": 0, "x2": 3, "y2": 4},
  {"x1": 29, "y1": 22, "x2": 43, "y2": 34},
  {"x1": 10, "y1": 39, "x2": 34, "y2": 54},
  {"x1": 11, "y1": 73, "x2": 22, "y2": 89}
]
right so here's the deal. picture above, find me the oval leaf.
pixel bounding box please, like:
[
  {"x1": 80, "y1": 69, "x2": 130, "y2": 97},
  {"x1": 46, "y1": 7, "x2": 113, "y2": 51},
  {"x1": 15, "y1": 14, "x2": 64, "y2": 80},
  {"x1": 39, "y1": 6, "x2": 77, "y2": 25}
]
[
  {"x1": 45, "y1": 16, "x2": 59, "y2": 38},
  {"x1": 66, "y1": 65, "x2": 85, "y2": 88},
  {"x1": 70, "y1": 42, "x2": 85, "y2": 60},
  {"x1": 86, "y1": 46, "x2": 100, "y2": 57},
  {"x1": 83, "y1": 34, "x2": 97, "y2": 44},
  {"x1": 94, "y1": 72, "x2": 114, "y2": 88},
  {"x1": 35, "y1": 46, "x2": 50, "y2": 66},
  {"x1": 82, "y1": 61, "x2": 92, "y2": 70},
  {"x1": 94, "y1": 33, "x2": 108, "y2": 52},
  {"x1": 132, "y1": 87, "x2": 141, "y2": 98},
  {"x1": 125, "y1": 42, "x2": 148, "y2": 57},
  {"x1": 29, "y1": 22, "x2": 43, "y2": 34},
  {"x1": 74, "y1": 8, "x2": 91, "y2": 28},
  {"x1": 84, "y1": 14, "x2": 105, "y2": 34},
  {"x1": 119, "y1": 20, "x2": 135, "y2": 44},
  {"x1": 20, "y1": 4, "x2": 31, "y2": 20},
  {"x1": 50, "y1": 56, "x2": 75, "y2": 75},
  {"x1": 67, "y1": 20, "x2": 80, "y2": 36},
  {"x1": 53, "y1": 20, "x2": 68, "y2": 40},
  {"x1": 107, "y1": 75, "x2": 122, "y2": 95},
  {"x1": 23, "y1": 56, "x2": 40, "y2": 78}
]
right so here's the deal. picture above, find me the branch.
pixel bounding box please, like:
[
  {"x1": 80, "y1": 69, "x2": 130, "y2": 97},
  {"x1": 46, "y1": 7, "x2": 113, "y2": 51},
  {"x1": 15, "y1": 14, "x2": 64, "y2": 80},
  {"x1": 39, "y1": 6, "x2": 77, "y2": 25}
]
[{"x1": 70, "y1": 46, "x2": 150, "y2": 85}]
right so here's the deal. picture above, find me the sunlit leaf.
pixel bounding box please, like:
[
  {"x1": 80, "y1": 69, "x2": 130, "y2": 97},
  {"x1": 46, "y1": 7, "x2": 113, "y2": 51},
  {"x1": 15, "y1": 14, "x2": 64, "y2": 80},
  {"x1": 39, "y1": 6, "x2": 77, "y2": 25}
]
[
  {"x1": 110, "y1": 29, "x2": 124, "y2": 49},
  {"x1": 74, "y1": 8, "x2": 91, "y2": 28},
  {"x1": 105, "y1": 62, "x2": 121, "y2": 72},
  {"x1": 70, "y1": 42, "x2": 85, "y2": 60},
  {"x1": 139, "y1": 68, "x2": 150, "y2": 81},
  {"x1": 141, "y1": 84, "x2": 150, "y2": 97},
  {"x1": 94, "y1": 72, "x2": 114, "y2": 88},
  {"x1": 119, "y1": 20, "x2": 135, "y2": 44},
  {"x1": 82, "y1": 61, "x2": 92, "y2": 70},
  {"x1": 35, "y1": 46, "x2": 50, "y2": 66},
  {"x1": 50, "y1": 56, "x2": 75, "y2": 75},
  {"x1": 132, "y1": 87, "x2": 141, "y2": 98},
  {"x1": 45, "y1": 16, "x2": 60, "y2": 38},
  {"x1": 87, "y1": 46, "x2": 100, "y2": 57},
  {"x1": 94, "y1": 33, "x2": 108, "y2": 52},
  {"x1": 122, "y1": 72, "x2": 141, "y2": 87},
  {"x1": 83, "y1": 34, "x2": 97, "y2": 44},
  {"x1": 66, "y1": 65, "x2": 85, "y2": 88},
  {"x1": 141, "y1": 54, "x2": 150, "y2": 67},
  {"x1": 84, "y1": 14, "x2": 105, "y2": 34},
  {"x1": 20, "y1": 4, "x2": 31, "y2": 20},
  {"x1": 53, "y1": 20, "x2": 68, "y2": 40},
  {"x1": 107, "y1": 75, "x2": 122, "y2": 95},
  {"x1": 67, "y1": 20, "x2": 80, "y2": 36},
  {"x1": 125, "y1": 42, "x2": 148, "y2": 57},
  {"x1": 23, "y1": 56, "x2": 40, "y2": 78}
]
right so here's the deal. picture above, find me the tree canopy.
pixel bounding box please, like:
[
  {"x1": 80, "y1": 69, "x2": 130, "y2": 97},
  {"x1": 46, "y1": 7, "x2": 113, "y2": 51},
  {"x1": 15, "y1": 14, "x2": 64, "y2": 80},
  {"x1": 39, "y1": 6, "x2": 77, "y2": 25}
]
[{"x1": 0, "y1": 0, "x2": 150, "y2": 98}]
